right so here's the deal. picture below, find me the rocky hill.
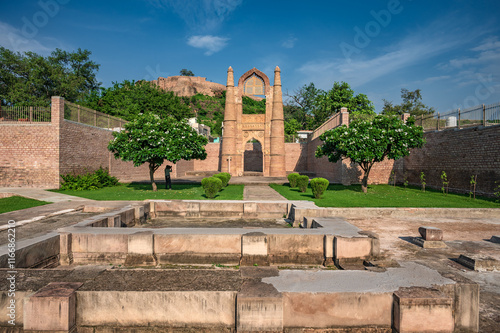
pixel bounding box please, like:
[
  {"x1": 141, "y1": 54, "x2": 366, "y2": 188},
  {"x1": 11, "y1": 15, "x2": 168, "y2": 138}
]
[{"x1": 150, "y1": 76, "x2": 225, "y2": 97}]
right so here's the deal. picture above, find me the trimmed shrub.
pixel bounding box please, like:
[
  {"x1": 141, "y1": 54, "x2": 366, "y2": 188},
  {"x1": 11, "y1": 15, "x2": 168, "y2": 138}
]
[
  {"x1": 287, "y1": 173, "x2": 300, "y2": 188},
  {"x1": 219, "y1": 172, "x2": 231, "y2": 185},
  {"x1": 201, "y1": 177, "x2": 223, "y2": 198},
  {"x1": 310, "y1": 178, "x2": 329, "y2": 199},
  {"x1": 297, "y1": 175, "x2": 309, "y2": 193},
  {"x1": 214, "y1": 172, "x2": 230, "y2": 187},
  {"x1": 60, "y1": 167, "x2": 118, "y2": 191}
]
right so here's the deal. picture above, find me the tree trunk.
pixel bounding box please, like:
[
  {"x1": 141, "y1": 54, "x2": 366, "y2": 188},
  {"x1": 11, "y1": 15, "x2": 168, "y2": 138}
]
[
  {"x1": 149, "y1": 163, "x2": 157, "y2": 192},
  {"x1": 361, "y1": 162, "x2": 372, "y2": 194},
  {"x1": 361, "y1": 174, "x2": 369, "y2": 193}
]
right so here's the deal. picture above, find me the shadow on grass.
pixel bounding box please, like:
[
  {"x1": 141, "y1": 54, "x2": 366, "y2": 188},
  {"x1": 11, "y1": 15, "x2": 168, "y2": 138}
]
[{"x1": 125, "y1": 183, "x2": 200, "y2": 191}]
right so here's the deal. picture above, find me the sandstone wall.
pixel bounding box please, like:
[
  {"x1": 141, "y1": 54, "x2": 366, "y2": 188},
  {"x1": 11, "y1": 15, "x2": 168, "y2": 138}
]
[
  {"x1": 404, "y1": 126, "x2": 500, "y2": 194},
  {"x1": 0, "y1": 123, "x2": 59, "y2": 188}
]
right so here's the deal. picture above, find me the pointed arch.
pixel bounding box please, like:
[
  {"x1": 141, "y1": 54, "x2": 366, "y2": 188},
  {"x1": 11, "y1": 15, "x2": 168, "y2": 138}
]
[{"x1": 238, "y1": 68, "x2": 271, "y2": 96}]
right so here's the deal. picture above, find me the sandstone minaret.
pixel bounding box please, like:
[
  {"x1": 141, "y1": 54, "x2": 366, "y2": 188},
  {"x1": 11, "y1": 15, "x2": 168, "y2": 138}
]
[
  {"x1": 269, "y1": 66, "x2": 286, "y2": 177},
  {"x1": 221, "y1": 66, "x2": 236, "y2": 174}
]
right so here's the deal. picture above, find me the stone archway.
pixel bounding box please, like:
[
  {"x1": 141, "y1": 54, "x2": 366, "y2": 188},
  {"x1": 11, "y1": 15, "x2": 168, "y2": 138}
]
[
  {"x1": 243, "y1": 138, "x2": 263, "y2": 173},
  {"x1": 220, "y1": 67, "x2": 285, "y2": 177}
]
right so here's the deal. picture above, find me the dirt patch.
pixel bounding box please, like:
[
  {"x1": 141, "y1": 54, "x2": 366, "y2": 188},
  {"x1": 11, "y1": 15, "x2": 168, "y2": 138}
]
[
  {"x1": 347, "y1": 217, "x2": 500, "y2": 261},
  {"x1": 136, "y1": 217, "x2": 291, "y2": 228},
  {"x1": 79, "y1": 269, "x2": 243, "y2": 291}
]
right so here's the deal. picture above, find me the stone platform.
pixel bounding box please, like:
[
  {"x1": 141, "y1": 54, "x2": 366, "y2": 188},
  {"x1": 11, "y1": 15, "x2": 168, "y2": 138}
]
[{"x1": 0, "y1": 264, "x2": 478, "y2": 332}]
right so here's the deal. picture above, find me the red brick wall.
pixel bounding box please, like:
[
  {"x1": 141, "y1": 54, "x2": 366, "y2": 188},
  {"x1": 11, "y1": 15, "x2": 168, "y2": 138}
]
[
  {"x1": 284, "y1": 143, "x2": 308, "y2": 173},
  {"x1": 193, "y1": 143, "x2": 221, "y2": 172},
  {"x1": 0, "y1": 123, "x2": 59, "y2": 188},
  {"x1": 404, "y1": 126, "x2": 500, "y2": 194},
  {"x1": 60, "y1": 120, "x2": 177, "y2": 183}
]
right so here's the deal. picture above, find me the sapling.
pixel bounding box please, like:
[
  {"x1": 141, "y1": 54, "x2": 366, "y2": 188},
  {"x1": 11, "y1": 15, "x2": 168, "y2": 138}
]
[
  {"x1": 403, "y1": 172, "x2": 409, "y2": 189},
  {"x1": 494, "y1": 181, "x2": 500, "y2": 203},
  {"x1": 389, "y1": 171, "x2": 396, "y2": 187},
  {"x1": 420, "y1": 172, "x2": 426, "y2": 192},
  {"x1": 469, "y1": 175, "x2": 477, "y2": 199},
  {"x1": 440, "y1": 171, "x2": 449, "y2": 195}
]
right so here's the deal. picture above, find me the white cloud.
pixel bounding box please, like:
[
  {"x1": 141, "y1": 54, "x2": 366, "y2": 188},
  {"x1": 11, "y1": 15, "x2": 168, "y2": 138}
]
[
  {"x1": 0, "y1": 21, "x2": 52, "y2": 54},
  {"x1": 187, "y1": 35, "x2": 229, "y2": 55},
  {"x1": 297, "y1": 19, "x2": 486, "y2": 90},
  {"x1": 282, "y1": 36, "x2": 297, "y2": 49},
  {"x1": 149, "y1": 0, "x2": 242, "y2": 31}
]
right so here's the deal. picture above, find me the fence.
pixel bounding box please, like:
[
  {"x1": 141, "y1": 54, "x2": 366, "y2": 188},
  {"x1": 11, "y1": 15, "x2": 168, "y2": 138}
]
[
  {"x1": 0, "y1": 106, "x2": 51, "y2": 122},
  {"x1": 64, "y1": 101, "x2": 127, "y2": 130},
  {"x1": 418, "y1": 102, "x2": 500, "y2": 132}
]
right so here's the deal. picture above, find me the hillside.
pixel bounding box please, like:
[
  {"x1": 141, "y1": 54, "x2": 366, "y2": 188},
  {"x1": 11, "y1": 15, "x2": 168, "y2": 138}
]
[{"x1": 149, "y1": 75, "x2": 266, "y2": 137}]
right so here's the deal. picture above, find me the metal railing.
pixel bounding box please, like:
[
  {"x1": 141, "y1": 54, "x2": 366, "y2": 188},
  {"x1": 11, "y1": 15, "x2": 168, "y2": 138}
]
[
  {"x1": 418, "y1": 102, "x2": 500, "y2": 132},
  {"x1": 0, "y1": 106, "x2": 51, "y2": 122},
  {"x1": 64, "y1": 101, "x2": 127, "y2": 130}
]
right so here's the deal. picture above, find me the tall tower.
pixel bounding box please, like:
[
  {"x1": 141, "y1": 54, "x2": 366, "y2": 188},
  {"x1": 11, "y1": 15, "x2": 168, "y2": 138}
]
[
  {"x1": 269, "y1": 66, "x2": 286, "y2": 177},
  {"x1": 220, "y1": 67, "x2": 236, "y2": 174}
]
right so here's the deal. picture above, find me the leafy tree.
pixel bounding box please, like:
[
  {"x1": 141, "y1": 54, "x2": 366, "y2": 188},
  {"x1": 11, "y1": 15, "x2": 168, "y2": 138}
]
[
  {"x1": 108, "y1": 113, "x2": 207, "y2": 191},
  {"x1": 316, "y1": 115, "x2": 425, "y2": 193},
  {"x1": 285, "y1": 118, "x2": 301, "y2": 137},
  {"x1": 242, "y1": 96, "x2": 266, "y2": 114},
  {"x1": 314, "y1": 81, "x2": 375, "y2": 127},
  {"x1": 180, "y1": 69, "x2": 195, "y2": 76},
  {"x1": 284, "y1": 104, "x2": 313, "y2": 130},
  {"x1": 382, "y1": 88, "x2": 435, "y2": 117},
  {"x1": 285, "y1": 83, "x2": 322, "y2": 130},
  {"x1": 82, "y1": 80, "x2": 192, "y2": 121},
  {"x1": 0, "y1": 47, "x2": 100, "y2": 106}
]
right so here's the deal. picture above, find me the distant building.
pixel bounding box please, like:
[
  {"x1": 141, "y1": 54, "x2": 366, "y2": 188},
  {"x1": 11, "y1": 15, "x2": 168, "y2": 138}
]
[
  {"x1": 188, "y1": 117, "x2": 211, "y2": 138},
  {"x1": 296, "y1": 130, "x2": 313, "y2": 143}
]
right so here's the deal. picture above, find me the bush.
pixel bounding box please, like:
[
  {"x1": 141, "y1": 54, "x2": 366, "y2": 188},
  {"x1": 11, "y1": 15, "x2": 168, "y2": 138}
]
[
  {"x1": 214, "y1": 172, "x2": 231, "y2": 187},
  {"x1": 297, "y1": 175, "x2": 309, "y2": 193},
  {"x1": 310, "y1": 178, "x2": 329, "y2": 198},
  {"x1": 219, "y1": 172, "x2": 231, "y2": 185},
  {"x1": 287, "y1": 173, "x2": 300, "y2": 188},
  {"x1": 60, "y1": 167, "x2": 118, "y2": 191},
  {"x1": 201, "y1": 177, "x2": 223, "y2": 198}
]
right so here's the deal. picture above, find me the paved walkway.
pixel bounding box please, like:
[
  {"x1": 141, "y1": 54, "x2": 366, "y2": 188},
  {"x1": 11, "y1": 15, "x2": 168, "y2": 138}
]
[
  {"x1": 0, "y1": 187, "x2": 88, "y2": 203},
  {"x1": 243, "y1": 185, "x2": 287, "y2": 201}
]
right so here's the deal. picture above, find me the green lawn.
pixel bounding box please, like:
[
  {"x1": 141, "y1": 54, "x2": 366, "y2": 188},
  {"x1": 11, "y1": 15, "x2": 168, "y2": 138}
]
[
  {"x1": 51, "y1": 183, "x2": 244, "y2": 201},
  {"x1": 270, "y1": 184, "x2": 500, "y2": 208},
  {"x1": 0, "y1": 196, "x2": 49, "y2": 214}
]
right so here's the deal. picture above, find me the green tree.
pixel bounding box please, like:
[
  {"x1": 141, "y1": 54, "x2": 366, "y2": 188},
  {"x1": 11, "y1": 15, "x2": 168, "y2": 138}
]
[
  {"x1": 316, "y1": 115, "x2": 425, "y2": 193},
  {"x1": 0, "y1": 47, "x2": 100, "y2": 106},
  {"x1": 285, "y1": 83, "x2": 322, "y2": 130},
  {"x1": 285, "y1": 118, "x2": 301, "y2": 137},
  {"x1": 82, "y1": 80, "x2": 192, "y2": 121},
  {"x1": 382, "y1": 88, "x2": 435, "y2": 117},
  {"x1": 108, "y1": 113, "x2": 207, "y2": 191},
  {"x1": 314, "y1": 81, "x2": 375, "y2": 128},
  {"x1": 180, "y1": 69, "x2": 195, "y2": 76}
]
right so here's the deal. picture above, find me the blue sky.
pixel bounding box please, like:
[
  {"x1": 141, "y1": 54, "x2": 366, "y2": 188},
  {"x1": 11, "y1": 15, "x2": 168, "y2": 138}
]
[{"x1": 1, "y1": 0, "x2": 499, "y2": 113}]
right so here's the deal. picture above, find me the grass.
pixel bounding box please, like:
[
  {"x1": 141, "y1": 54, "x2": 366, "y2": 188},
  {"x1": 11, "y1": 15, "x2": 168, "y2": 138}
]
[
  {"x1": 0, "y1": 196, "x2": 49, "y2": 214},
  {"x1": 51, "y1": 183, "x2": 244, "y2": 201},
  {"x1": 270, "y1": 183, "x2": 500, "y2": 208}
]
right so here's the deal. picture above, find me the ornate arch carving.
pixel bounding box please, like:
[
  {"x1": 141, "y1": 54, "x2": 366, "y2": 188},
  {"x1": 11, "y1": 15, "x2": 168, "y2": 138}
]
[{"x1": 237, "y1": 68, "x2": 271, "y2": 96}]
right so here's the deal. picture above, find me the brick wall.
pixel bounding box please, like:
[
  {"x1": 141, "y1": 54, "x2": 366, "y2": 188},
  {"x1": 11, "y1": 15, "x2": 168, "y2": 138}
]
[
  {"x1": 284, "y1": 143, "x2": 308, "y2": 173},
  {"x1": 60, "y1": 120, "x2": 177, "y2": 183},
  {"x1": 0, "y1": 124, "x2": 59, "y2": 187},
  {"x1": 404, "y1": 125, "x2": 500, "y2": 194}
]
